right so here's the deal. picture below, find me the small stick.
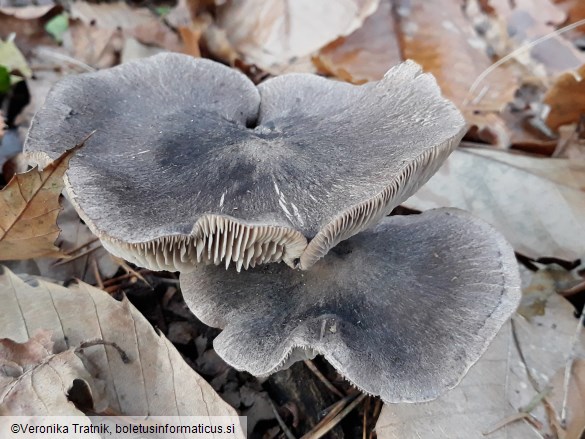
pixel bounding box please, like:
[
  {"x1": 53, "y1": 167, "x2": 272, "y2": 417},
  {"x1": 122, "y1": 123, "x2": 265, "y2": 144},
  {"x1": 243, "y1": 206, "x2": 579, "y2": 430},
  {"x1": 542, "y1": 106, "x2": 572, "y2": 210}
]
[
  {"x1": 362, "y1": 396, "x2": 369, "y2": 439},
  {"x1": 91, "y1": 258, "x2": 104, "y2": 290},
  {"x1": 76, "y1": 339, "x2": 130, "y2": 363},
  {"x1": 558, "y1": 280, "x2": 585, "y2": 299},
  {"x1": 302, "y1": 394, "x2": 366, "y2": 439},
  {"x1": 560, "y1": 310, "x2": 585, "y2": 427},
  {"x1": 484, "y1": 412, "x2": 544, "y2": 436},
  {"x1": 268, "y1": 397, "x2": 297, "y2": 439},
  {"x1": 304, "y1": 359, "x2": 344, "y2": 398},
  {"x1": 114, "y1": 258, "x2": 152, "y2": 288},
  {"x1": 52, "y1": 245, "x2": 101, "y2": 266},
  {"x1": 63, "y1": 237, "x2": 100, "y2": 256},
  {"x1": 464, "y1": 18, "x2": 585, "y2": 105}
]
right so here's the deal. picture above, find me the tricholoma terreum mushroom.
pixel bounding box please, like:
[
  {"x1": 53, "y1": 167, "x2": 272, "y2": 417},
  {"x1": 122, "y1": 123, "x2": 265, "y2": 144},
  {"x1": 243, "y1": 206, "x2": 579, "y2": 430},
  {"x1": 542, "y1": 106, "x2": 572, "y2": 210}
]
[{"x1": 25, "y1": 53, "x2": 521, "y2": 403}]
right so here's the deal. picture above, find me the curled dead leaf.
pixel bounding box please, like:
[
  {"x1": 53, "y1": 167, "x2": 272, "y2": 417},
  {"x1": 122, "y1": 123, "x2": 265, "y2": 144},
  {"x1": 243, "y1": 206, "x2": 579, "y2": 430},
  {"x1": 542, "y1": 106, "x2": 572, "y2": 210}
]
[
  {"x1": 405, "y1": 147, "x2": 585, "y2": 261},
  {"x1": 544, "y1": 64, "x2": 585, "y2": 131},
  {"x1": 0, "y1": 330, "x2": 107, "y2": 416},
  {"x1": 0, "y1": 267, "x2": 241, "y2": 420},
  {"x1": 0, "y1": 138, "x2": 87, "y2": 261}
]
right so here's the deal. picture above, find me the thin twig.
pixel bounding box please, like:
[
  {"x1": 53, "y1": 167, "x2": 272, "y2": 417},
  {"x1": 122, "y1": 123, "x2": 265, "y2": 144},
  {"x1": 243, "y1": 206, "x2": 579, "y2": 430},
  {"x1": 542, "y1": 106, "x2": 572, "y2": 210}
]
[
  {"x1": 302, "y1": 394, "x2": 366, "y2": 439},
  {"x1": 51, "y1": 245, "x2": 101, "y2": 266},
  {"x1": 63, "y1": 237, "x2": 100, "y2": 256},
  {"x1": 35, "y1": 47, "x2": 96, "y2": 73},
  {"x1": 268, "y1": 397, "x2": 297, "y2": 439},
  {"x1": 362, "y1": 396, "x2": 369, "y2": 439},
  {"x1": 114, "y1": 257, "x2": 152, "y2": 288},
  {"x1": 464, "y1": 18, "x2": 585, "y2": 106},
  {"x1": 304, "y1": 360, "x2": 344, "y2": 398},
  {"x1": 512, "y1": 318, "x2": 565, "y2": 437},
  {"x1": 483, "y1": 412, "x2": 543, "y2": 436},
  {"x1": 558, "y1": 280, "x2": 585, "y2": 299},
  {"x1": 91, "y1": 258, "x2": 104, "y2": 290},
  {"x1": 560, "y1": 310, "x2": 585, "y2": 427}
]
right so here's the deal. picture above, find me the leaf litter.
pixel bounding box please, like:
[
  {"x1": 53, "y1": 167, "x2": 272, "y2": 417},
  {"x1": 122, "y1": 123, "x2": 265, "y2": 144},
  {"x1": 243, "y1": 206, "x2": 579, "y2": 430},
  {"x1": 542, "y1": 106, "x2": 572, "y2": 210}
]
[{"x1": 1, "y1": 0, "x2": 585, "y2": 437}]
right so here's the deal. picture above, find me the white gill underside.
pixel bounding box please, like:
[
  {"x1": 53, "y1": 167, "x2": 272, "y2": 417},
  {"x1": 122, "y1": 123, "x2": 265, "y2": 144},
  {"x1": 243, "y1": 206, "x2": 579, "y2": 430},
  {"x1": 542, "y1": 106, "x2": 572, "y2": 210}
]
[{"x1": 105, "y1": 215, "x2": 307, "y2": 272}]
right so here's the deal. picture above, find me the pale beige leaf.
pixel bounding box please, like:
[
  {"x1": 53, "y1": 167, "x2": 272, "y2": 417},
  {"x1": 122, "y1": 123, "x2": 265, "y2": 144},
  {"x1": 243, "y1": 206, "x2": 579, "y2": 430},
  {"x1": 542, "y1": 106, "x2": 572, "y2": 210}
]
[
  {"x1": 0, "y1": 38, "x2": 31, "y2": 78},
  {"x1": 0, "y1": 4, "x2": 55, "y2": 20},
  {"x1": 0, "y1": 143, "x2": 82, "y2": 260},
  {"x1": 64, "y1": 1, "x2": 182, "y2": 65},
  {"x1": 376, "y1": 291, "x2": 585, "y2": 439},
  {"x1": 0, "y1": 330, "x2": 106, "y2": 419},
  {"x1": 405, "y1": 148, "x2": 585, "y2": 260},
  {"x1": 0, "y1": 267, "x2": 240, "y2": 419},
  {"x1": 216, "y1": 0, "x2": 380, "y2": 72},
  {"x1": 376, "y1": 322, "x2": 537, "y2": 439}
]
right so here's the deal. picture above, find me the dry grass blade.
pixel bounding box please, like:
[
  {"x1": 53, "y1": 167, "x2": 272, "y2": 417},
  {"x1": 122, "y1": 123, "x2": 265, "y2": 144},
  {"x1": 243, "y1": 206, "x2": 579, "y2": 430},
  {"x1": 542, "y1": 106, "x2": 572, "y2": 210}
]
[
  {"x1": 0, "y1": 134, "x2": 92, "y2": 260},
  {"x1": 301, "y1": 393, "x2": 365, "y2": 439},
  {"x1": 304, "y1": 359, "x2": 344, "y2": 398}
]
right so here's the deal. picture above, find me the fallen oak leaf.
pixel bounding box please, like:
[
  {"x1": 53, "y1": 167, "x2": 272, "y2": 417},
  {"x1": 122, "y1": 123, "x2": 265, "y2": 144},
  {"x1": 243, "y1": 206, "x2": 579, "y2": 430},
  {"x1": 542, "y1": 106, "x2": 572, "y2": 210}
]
[
  {"x1": 544, "y1": 64, "x2": 585, "y2": 131},
  {"x1": 0, "y1": 266, "x2": 242, "y2": 420},
  {"x1": 376, "y1": 291, "x2": 585, "y2": 439},
  {"x1": 313, "y1": 0, "x2": 401, "y2": 84},
  {"x1": 215, "y1": 0, "x2": 380, "y2": 73},
  {"x1": 0, "y1": 134, "x2": 90, "y2": 260},
  {"x1": 0, "y1": 330, "x2": 107, "y2": 417},
  {"x1": 405, "y1": 146, "x2": 585, "y2": 261}
]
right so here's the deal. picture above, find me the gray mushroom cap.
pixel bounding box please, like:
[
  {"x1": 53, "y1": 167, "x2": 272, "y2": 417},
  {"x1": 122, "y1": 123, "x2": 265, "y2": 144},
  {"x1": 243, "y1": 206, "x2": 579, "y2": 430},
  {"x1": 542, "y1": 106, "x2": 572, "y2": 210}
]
[
  {"x1": 180, "y1": 209, "x2": 521, "y2": 403},
  {"x1": 25, "y1": 53, "x2": 466, "y2": 272}
]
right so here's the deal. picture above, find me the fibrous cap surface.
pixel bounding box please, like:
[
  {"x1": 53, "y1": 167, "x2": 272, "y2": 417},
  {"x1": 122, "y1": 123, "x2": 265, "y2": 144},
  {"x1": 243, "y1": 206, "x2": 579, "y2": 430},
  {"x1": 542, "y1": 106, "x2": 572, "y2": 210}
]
[
  {"x1": 25, "y1": 53, "x2": 466, "y2": 271},
  {"x1": 180, "y1": 208, "x2": 521, "y2": 403}
]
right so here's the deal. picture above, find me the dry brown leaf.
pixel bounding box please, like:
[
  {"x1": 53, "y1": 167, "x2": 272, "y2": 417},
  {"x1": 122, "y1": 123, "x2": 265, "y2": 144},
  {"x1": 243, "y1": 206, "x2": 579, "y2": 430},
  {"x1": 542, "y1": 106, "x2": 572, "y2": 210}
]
[
  {"x1": 544, "y1": 64, "x2": 585, "y2": 130},
  {"x1": 0, "y1": 266, "x2": 242, "y2": 421},
  {"x1": 395, "y1": 0, "x2": 518, "y2": 111},
  {"x1": 313, "y1": 0, "x2": 401, "y2": 84},
  {"x1": 394, "y1": 0, "x2": 518, "y2": 146},
  {"x1": 376, "y1": 290, "x2": 585, "y2": 439},
  {"x1": 0, "y1": 141, "x2": 84, "y2": 261},
  {"x1": 553, "y1": 0, "x2": 585, "y2": 41},
  {"x1": 68, "y1": 1, "x2": 182, "y2": 53},
  {"x1": 405, "y1": 147, "x2": 585, "y2": 261},
  {"x1": 4, "y1": 198, "x2": 119, "y2": 284},
  {"x1": 179, "y1": 21, "x2": 205, "y2": 58},
  {"x1": 484, "y1": 0, "x2": 585, "y2": 77},
  {"x1": 63, "y1": 22, "x2": 121, "y2": 69},
  {"x1": 0, "y1": 330, "x2": 107, "y2": 417},
  {"x1": 216, "y1": 0, "x2": 380, "y2": 72},
  {"x1": 0, "y1": 8, "x2": 57, "y2": 55}
]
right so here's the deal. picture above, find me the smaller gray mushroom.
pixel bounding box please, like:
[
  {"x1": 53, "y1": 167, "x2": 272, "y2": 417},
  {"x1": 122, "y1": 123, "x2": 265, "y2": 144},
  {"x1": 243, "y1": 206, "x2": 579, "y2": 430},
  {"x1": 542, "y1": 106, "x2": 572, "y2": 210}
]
[{"x1": 180, "y1": 209, "x2": 520, "y2": 403}]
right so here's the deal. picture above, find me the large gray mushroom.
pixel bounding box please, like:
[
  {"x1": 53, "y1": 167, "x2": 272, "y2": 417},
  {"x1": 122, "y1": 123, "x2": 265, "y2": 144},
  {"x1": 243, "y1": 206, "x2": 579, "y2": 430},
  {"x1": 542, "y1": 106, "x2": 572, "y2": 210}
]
[
  {"x1": 180, "y1": 209, "x2": 521, "y2": 403},
  {"x1": 25, "y1": 53, "x2": 466, "y2": 272}
]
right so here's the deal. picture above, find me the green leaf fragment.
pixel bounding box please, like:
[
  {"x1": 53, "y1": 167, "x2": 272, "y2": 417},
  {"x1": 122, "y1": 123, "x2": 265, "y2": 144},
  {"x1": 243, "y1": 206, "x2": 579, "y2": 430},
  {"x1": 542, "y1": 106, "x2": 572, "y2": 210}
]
[
  {"x1": 0, "y1": 66, "x2": 10, "y2": 93},
  {"x1": 45, "y1": 13, "x2": 69, "y2": 43},
  {"x1": 0, "y1": 39, "x2": 31, "y2": 78}
]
